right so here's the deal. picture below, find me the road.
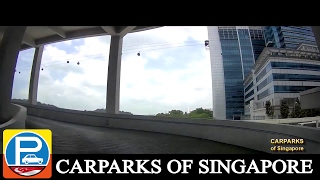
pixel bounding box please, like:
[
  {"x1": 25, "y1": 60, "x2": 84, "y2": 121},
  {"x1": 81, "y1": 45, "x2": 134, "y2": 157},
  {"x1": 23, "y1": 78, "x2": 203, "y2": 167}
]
[{"x1": 26, "y1": 116, "x2": 264, "y2": 154}]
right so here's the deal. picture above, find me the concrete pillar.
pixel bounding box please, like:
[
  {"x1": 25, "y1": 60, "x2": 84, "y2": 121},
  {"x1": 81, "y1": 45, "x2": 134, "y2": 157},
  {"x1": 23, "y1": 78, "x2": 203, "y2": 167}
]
[
  {"x1": 28, "y1": 46, "x2": 44, "y2": 105},
  {"x1": 251, "y1": 70, "x2": 257, "y2": 120},
  {"x1": 106, "y1": 35, "x2": 123, "y2": 114},
  {"x1": 312, "y1": 27, "x2": 320, "y2": 49},
  {"x1": 0, "y1": 26, "x2": 26, "y2": 123}
]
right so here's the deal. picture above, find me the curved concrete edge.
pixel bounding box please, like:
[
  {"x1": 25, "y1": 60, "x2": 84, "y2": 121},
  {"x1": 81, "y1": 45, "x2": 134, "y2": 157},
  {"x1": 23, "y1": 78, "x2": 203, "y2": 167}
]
[
  {"x1": 0, "y1": 104, "x2": 26, "y2": 149},
  {"x1": 20, "y1": 103, "x2": 320, "y2": 154},
  {"x1": 243, "y1": 116, "x2": 320, "y2": 124},
  {"x1": 0, "y1": 104, "x2": 26, "y2": 129}
]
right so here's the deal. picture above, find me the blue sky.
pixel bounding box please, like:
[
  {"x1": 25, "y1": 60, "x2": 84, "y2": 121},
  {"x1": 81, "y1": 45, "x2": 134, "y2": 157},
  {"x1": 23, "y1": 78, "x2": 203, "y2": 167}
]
[{"x1": 12, "y1": 26, "x2": 212, "y2": 115}]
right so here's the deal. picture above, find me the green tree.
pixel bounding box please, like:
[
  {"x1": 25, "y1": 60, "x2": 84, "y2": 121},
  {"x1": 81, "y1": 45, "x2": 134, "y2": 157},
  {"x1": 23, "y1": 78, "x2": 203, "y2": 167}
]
[
  {"x1": 265, "y1": 101, "x2": 274, "y2": 117},
  {"x1": 168, "y1": 110, "x2": 184, "y2": 117},
  {"x1": 156, "y1": 113, "x2": 169, "y2": 117},
  {"x1": 280, "y1": 100, "x2": 289, "y2": 118},
  {"x1": 300, "y1": 109, "x2": 313, "y2": 117},
  {"x1": 269, "y1": 106, "x2": 275, "y2": 118},
  {"x1": 290, "y1": 98, "x2": 302, "y2": 118},
  {"x1": 314, "y1": 109, "x2": 320, "y2": 116},
  {"x1": 156, "y1": 107, "x2": 213, "y2": 119},
  {"x1": 188, "y1": 108, "x2": 213, "y2": 118},
  {"x1": 156, "y1": 110, "x2": 186, "y2": 118}
]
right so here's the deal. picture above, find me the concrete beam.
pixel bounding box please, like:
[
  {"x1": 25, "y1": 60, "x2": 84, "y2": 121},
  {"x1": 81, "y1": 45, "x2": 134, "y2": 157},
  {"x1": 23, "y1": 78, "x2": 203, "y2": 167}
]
[
  {"x1": 101, "y1": 26, "x2": 117, "y2": 35},
  {"x1": 119, "y1": 26, "x2": 136, "y2": 37},
  {"x1": 20, "y1": 26, "x2": 160, "y2": 51},
  {"x1": 23, "y1": 33, "x2": 36, "y2": 47},
  {"x1": 48, "y1": 26, "x2": 66, "y2": 38},
  {"x1": 35, "y1": 27, "x2": 106, "y2": 48}
]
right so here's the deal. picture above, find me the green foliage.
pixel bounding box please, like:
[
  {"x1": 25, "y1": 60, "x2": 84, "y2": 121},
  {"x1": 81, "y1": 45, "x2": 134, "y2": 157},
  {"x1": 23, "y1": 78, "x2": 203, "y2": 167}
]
[
  {"x1": 289, "y1": 98, "x2": 301, "y2": 118},
  {"x1": 156, "y1": 107, "x2": 213, "y2": 119},
  {"x1": 93, "y1": 108, "x2": 133, "y2": 115},
  {"x1": 300, "y1": 109, "x2": 320, "y2": 117},
  {"x1": 280, "y1": 100, "x2": 289, "y2": 118},
  {"x1": 188, "y1": 108, "x2": 213, "y2": 118},
  {"x1": 269, "y1": 106, "x2": 274, "y2": 118},
  {"x1": 94, "y1": 108, "x2": 106, "y2": 113},
  {"x1": 265, "y1": 101, "x2": 271, "y2": 115},
  {"x1": 168, "y1": 110, "x2": 184, "y2": 117},
  {"x1": 11, "y1": 99, "x2": 58, "y2": 108},
  {"x1": 156, "y1": 110, "x2": 184, "y2": 118},
  {"x1": 280, "y1": 98, "x2": 320, "y2": 118},
  {"x1": 265, "y1": 101, "x2": 274, "y2": 117},
  {"x1": 289, "y1": 98, "x2": 320, "y2": 118}
]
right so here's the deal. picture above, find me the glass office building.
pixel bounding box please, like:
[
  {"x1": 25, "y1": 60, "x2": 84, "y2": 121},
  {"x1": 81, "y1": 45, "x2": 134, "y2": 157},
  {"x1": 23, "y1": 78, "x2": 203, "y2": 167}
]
[
  {"x1": 207, "y1": 26, "x2": 265, "y2": 120},
  {"x1": 264, "y1": 26, "x2": 316, "y2": 49},
  {"x1": 243, "y1": 43, "x2": 320, "y2": 120},
  {"x1": 249, "y1": 27, "x2": 265, "y2": 61}
]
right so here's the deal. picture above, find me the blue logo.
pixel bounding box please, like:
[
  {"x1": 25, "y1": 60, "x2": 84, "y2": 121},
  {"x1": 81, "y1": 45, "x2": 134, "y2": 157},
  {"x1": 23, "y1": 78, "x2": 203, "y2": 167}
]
[{"x1": 4, "y1": 131, "x2": 50, "y2": 177}]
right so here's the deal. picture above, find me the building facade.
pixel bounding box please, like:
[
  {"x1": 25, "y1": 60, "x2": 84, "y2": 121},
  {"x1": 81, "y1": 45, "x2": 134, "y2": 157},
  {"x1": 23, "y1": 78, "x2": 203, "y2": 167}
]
[
  {"x1": 264, "y1": 26, "x2": 317, "y2": 49},
  {"x1": 249, "y1": 26, "x2": 265, "y2": 61},
  {"x1": 243, "y1": 43, "x2": 320, "y2": 120},
  {"x1": 207, "y1": 26, "x2": 264, "y2": 120}
]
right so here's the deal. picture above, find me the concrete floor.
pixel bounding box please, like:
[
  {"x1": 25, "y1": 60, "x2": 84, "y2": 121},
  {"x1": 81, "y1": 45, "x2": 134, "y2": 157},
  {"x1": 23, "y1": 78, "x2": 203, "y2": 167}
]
[{"x1": 26, "y1": 116, "x2": 264, "y2": 154}]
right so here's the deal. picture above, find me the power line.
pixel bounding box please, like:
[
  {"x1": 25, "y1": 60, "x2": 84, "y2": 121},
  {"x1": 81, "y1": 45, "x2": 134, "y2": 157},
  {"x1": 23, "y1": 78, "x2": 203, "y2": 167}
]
[
  {"x1": 18, "y1": 41, "x2": 205, "y2": 68},
  {"x1": 18, "y1": 41, "x2": 203, "y2": 69},
  {"x1": 33, "y1": 40, "x2": 203, "y2": 61},
  {"x1": 15, "y1": 43, "x2": 205, "y2": 73},
  {"x1": 123, "y1": 40, "x2": 202, "y2": 47},
  {"x1": 21, "y1": 43, "x2": 204, "y2": 71},
  {"x1": 123, "y1": 40, "x2": 202, "y2": 51},
  {"x1": 123, "y1": 43, "x2": 203, "y2": 53}
]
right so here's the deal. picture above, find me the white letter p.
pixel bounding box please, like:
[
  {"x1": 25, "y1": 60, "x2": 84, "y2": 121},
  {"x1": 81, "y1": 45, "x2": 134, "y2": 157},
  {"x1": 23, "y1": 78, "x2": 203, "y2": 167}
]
[{"x1": 15, "y1": 137, "x2": 42, "y2": 165}]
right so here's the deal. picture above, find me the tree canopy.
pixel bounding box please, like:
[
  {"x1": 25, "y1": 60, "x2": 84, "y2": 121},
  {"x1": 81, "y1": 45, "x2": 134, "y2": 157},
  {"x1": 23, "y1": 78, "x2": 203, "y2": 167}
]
[
  {"x1": 280, "y1": 98, "x2": 320, "y2": 119},
  {"x1": 280, "y1": 100, "x2": 290, "y2": 118},
  {"x1": 156, "y1": 107, "x2": 213, "y2": 119},
  {"x1": 265, "y1": 100, "x2": 274, "y2": 118}
]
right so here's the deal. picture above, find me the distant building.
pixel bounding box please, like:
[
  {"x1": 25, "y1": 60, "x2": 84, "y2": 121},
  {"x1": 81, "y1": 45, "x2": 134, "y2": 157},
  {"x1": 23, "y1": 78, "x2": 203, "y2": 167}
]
[
  {"x1": 264, "y1": 26, "x2": 316, "y2": 49},
  {"x1": 243, "y1": 43, "x2": 320, "y2": 120},
  {"x1": 207, "y1": 26, "x2": 265, "y2": 120}
]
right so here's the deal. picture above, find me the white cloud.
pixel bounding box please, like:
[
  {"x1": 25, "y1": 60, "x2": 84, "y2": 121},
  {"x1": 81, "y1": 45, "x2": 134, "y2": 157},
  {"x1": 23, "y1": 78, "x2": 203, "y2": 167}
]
[
  {"x1": 63, "y1": 40, "x2": 72, "y2": 46},
  {"x1": 12, "y1": 26, "x2": 212, "y2": 115}
]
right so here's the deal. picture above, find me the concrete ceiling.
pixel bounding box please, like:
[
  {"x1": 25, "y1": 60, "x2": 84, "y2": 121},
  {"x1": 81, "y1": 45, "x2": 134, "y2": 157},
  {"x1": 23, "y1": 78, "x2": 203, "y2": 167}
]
[{"x1": 0, "y1": 26, "x2": 162, "y2": 51}]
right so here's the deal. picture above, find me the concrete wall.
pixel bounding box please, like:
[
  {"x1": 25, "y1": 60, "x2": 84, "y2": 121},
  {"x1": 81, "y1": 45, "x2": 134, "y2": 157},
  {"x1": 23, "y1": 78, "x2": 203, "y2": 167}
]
[
  {"x1": 245, "y1": 116, "x2": 320, "y2": 124},
  {"x1": 20, "y1": 103, "x2": 320, "y2": 154},
  {"x1": 26, "y1": 104, "x2": 109, "y2": 127},
  {"x1": 300, "y1": 87, "x2": 320, "y2": 109},
  {"x1": 0, "y1": 104, "x2": 26, "y2": 153}
]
